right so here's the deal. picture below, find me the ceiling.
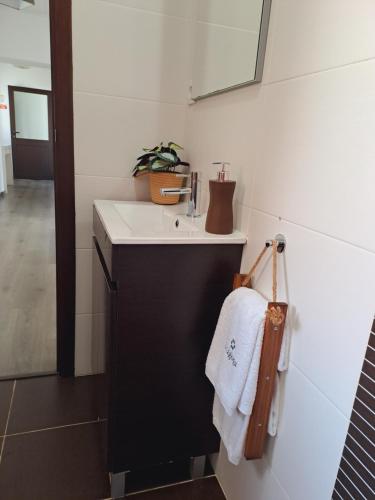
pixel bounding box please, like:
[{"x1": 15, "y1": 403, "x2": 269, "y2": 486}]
[
  {"x1": 30, "y1": 0, "x2": 49, "y2": 16},
  {"x1": 0, "y1": 0, "x2": 49, "y2": 15}
]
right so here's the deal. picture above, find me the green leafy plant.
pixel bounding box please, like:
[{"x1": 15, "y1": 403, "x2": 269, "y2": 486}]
[{"x1": 132, "y1": 142, "x2": 189, "y2": 177}]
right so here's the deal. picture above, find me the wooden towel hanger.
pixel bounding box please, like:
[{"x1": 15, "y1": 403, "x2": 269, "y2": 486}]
[{"x1": 233, "y1": 238, "x2": 288, "y2": 460}]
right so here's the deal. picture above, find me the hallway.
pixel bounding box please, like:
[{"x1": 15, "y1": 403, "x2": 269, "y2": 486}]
[{"x1": 0, "y1": 179, "x2": 56, "y2": 377}]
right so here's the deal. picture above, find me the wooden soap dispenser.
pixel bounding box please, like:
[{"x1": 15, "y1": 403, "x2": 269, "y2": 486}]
[{"x1": 205, "y1": 162, "x2": 236, "y2": 235}]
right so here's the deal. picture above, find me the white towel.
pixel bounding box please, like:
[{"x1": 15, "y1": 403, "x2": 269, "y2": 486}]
[
  {"x1": 206, "y1": 287, "x2": 267, "y2": 416},
  {"x1": 212, "y1": 319, "x2": 265, "y2": 465},
  {"x1": 278, "y1": 323, "x2": 291, "y2": 372},
  {"x1": 267, "y1": 373, "x2": 280, "y2": 437},
  {"x1": 212, "y1": 395, "x2": 250, "y2": 465},
  {"x1": 206, "y1": 287, "x2": 267, "y2": 464},
  {"x1": 267, "y1": 323, "x2": 291, "y2": 437}
]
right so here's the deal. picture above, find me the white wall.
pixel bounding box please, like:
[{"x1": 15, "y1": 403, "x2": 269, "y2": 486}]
[
  {"x1": 185, "y1": 1, "x2": 375, "y2": 499},
  {"x1": 72, "y1": 0, "x2": 192, "y2": 375},
  {"x1": 0, "y1": 63, "x2": 51, "y2": 146},
  {"x1": 0, "y1": 1, "x2": 51, "y2": 147},
  {"x1": 71, "y1": 1, "x2": 375, "y2": 497},
  {"x1": 0, "y1": 4, "x2": 50, "y2": 68}
]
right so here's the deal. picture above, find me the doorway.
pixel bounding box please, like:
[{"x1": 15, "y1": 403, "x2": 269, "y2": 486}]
[
  {"x1": 8, "y1": 86, "x2": 53, "y2": 180},
  {"x1": 0, "y1": 0, "x2": 75, "y2": 378}
]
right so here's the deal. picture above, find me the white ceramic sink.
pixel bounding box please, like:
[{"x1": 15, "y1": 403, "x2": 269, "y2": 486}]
[
  {"x1": 114, "y1": 202, "x2": 199, "y2": 234},
  {"x1": 94, "y1": 200, "x2": 247, "y2": 245}
]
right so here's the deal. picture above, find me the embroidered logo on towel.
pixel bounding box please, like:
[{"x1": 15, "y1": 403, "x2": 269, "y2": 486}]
[{"x1": 225, "y1": 339, "x2": 238, "y2": 367}]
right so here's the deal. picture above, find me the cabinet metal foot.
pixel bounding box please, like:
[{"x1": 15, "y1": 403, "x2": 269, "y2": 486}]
[
  {"x1": 190, "y1": 455, "x2": 207, "y2": 479},
  {"x1": 110, "y1": 471, "x2": 126, "y2": 499}
]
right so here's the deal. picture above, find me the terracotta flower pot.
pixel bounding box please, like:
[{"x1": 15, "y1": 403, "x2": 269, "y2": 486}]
[{"x1": 148, "y1": 172, "x2": 184, "y2": 205}]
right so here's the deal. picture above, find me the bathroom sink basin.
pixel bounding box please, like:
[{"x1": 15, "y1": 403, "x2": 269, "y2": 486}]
[
  {"x1": 114, "y1": 202, "x2": 199, "y2": 234},
  {"x1": 94, "y1": 200, "x2": 247, "y2": 244}
]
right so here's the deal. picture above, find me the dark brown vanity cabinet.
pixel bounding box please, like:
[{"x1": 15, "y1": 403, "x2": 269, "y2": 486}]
[{"x1": 93, "y1": 208, "x2": 244, "y2": 477}]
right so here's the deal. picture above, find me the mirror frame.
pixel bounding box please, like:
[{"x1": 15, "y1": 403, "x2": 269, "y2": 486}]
[{"x1": 192, "y1": 0, "x2": 272, "y2": 101}]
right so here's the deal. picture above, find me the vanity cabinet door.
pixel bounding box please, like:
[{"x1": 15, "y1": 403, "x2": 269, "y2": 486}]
[
  {"x1": 92, "y1": 237, "x2": 117, "y2": 424},
  {"x1": 109, "y1": 244, "x2": 243, "y2": 472}
]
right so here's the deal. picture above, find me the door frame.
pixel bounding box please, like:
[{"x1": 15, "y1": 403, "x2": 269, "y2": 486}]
[
  {"x1": 8, "y1": 85, "x2": 53, "y2": 180},
  {"x1": 50, "y1": 0, "x2": 75, "y2": 376}
]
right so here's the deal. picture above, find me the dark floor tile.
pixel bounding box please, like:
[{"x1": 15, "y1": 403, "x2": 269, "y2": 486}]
[
  {"x1": 126, "y1": 458, "x2": 215, "y2": 495},
  {"x1": 126, "y1": 459, "x2": 191, "y2": 494},
  {"x1": 0, "y1": 381, "x2": 13, "y2": 436},
  {"x1": 0, "y1": 422, "x2": 110, "y2": 500},
  {"x1": 8, "y1": 375, "x2": 105, "y2": 434},
  {"x1": 123, "y1": 477, "x2": 225, "y2": 499}
]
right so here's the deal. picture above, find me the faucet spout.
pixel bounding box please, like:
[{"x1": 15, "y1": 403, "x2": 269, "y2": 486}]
[
  {"x1": 159, "y1": 172, "x2": 200, "y2": 216},
  {"x1": 160, "y1": 187, "x2": 191, "y2": 196},
  {"x1": 186, "y1": 171, "x2": 200, "y2": 218}
]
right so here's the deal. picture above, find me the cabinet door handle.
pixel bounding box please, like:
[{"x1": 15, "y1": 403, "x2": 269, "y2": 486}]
[{"x1": 93, "y1": 236, "x2": 117, "y2": 292}]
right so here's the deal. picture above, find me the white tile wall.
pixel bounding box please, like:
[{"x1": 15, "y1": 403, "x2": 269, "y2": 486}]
[
  {"x1": 265, "y1": 0, "x2": 375, "y2": 83},
  {"x1": 73, "y1": 0, "x2": 191, "y2": 104},
  {"x1": 75, "y1": 249, "x2": 93, "y2": 315},
  {"x1": 75, "y1": 313, "x2": 105, "y2": 376},
  {"x1": 75, "y1": 174, "x2": 136, "y2": 250},
  {"x1": 72, "y1": 0, "x2": 375, "y2": 498},
  {"x1": 73, "y1": 92, "x2": 186, "y2": 179},
  {"x1": 186, "y1": 83, "x2": 264, "y2": 208},
  {"x1": 267, "y1": 364, "x2": 349, "y2": 500},
  {"x1": 72, "y1": 0, "x2": 191, "y2": 372},
  {"x1": 253, "y1": 60, "x2": 375, "y2": 252},
  {"x1": 99, "y1": 0, "x2": 193, "y2": 20},
  {"x1": 247, "y1": 210, "x2": 375, "y2": 419},
  {"x1": 197, "y1": 0, "x2": 263, "y2": 32},
  {"x1": 184, "y1": 1, "x2": 375, "y2": 499},
  {"x1": 216, "y1": 445, "x2": 290, "y2": 500}
]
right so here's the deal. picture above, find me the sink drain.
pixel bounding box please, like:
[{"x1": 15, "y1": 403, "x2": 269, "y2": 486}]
[{"x1": 175, "y1": 219, "x2": 179, "y2": 228}]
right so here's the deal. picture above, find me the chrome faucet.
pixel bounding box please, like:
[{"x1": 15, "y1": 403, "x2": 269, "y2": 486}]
[
  {"x1": 160, "y1": 171, "x2": 200, "y2": 217},
  {"x1": 186, "y1": 171, "x2": 200, "y2": 217}
]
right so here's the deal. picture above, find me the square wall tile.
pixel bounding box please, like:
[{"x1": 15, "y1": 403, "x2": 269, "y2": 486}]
[
  {"x1": 99, "y1": 0, "x2": 193, "y2": 19},
  {"x1": 72, "y1": 0, "x2": 191, "y2": 104},
  {"x1": 186, "y1": 83, "x2": 264, "y2": 208},
  {"x1": 266, "y1": 0, "x2": 375, "y2": 83},
  {"x1": 245, "y1": 210, "x2": 375, "y2": 418},
  {"x1": 267, "y1": 364, "x2": 349, "y2": 500},
  {"x1": 75, "y1": 174, "x2": 149, "y2": 249},
  {"x1": 75, "y1": 314, "x2": 105, "y2": 376},
  {"x1": 216, "y1": 447, "x2": 289, "y2": 500},
  {"x1": 254, "y1": 59, "x2": 375, "y2": 252},
  {"x1": 73, "y1": 92, "x2": 186, "y2": 178},
  {"x1": 76, "y1": 249, "x2": 93, "y2": 315},
  {"x1": 197, "y1": 0, "x2": 263, "y2": 32},
  {"x1": 233, "y1": 202, "x2": 251, "y2": 235}
]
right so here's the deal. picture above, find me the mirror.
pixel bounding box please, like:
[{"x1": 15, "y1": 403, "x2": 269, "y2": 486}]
[{"x1": 191, "y1": 0, "x2": 271, "y2": 100}]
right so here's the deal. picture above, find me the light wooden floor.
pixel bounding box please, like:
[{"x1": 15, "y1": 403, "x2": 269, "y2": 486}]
[{"x1": 0, "y1": 180, "x2": 56, "y2": 378}]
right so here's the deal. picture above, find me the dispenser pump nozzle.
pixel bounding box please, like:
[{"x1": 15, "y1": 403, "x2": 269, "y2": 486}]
[{"x1": 212, "y1": 162, "x2": 230, "y2": 182}]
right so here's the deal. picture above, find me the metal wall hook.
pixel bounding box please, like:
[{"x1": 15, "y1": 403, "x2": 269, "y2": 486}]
[{"x1": 265, "y1": 234, "x2": 286, "y2": 254}]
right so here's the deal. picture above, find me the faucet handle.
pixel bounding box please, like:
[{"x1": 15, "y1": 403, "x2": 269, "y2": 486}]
[
  {"x1": 187, "y1": 171, "x2": 200, "y2": 218},
  {"x1": 160, "y1": 187, "x2": 192, "y2": 196},
  {"x1": 212, "y1": 162, "x2": 230, "y2": 182}
]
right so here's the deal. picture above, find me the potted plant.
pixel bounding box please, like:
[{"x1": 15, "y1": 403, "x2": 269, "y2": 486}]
[{"x1": 132, "y1": 142, "x2": 190, "y2": 205}]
